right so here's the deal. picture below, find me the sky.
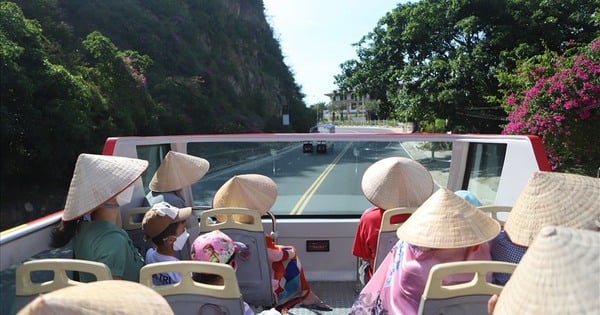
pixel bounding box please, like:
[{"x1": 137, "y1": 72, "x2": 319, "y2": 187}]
[{"x1": 262, "y1": 0, "x2": 403, "y2": 106}]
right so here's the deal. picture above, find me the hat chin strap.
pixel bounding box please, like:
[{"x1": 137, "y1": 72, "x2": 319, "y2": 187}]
[{"x1": 100, "y1": 203, "x2": 120, "y2": 208}]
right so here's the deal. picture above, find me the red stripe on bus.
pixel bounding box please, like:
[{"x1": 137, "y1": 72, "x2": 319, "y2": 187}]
[
  {"x1": 28, "y1": 210, "x2": 64, "y2": 225},
  {"x1": 527, "y1": 135, "x2": 551, "y2": 171},
  {"x1": 102, "y1": 138, "x2": 117, "y2": 155}
]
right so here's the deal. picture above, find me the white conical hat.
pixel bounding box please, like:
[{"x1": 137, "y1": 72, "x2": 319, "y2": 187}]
[
  {"x1": 213, "y1": 174, "x2": 277, "y2": 215},
  {"x1": 149, "y1": 151, "x2": 210, "y2": 192},
  {"x1": 494, "y1": 226, "x2": 600, "y2": 315},
  {"x1": 17, "y1": 280, "x2": 174, "y2": 314},
  {"x1": 62, "y1": 154, "x2": 148, "y2": 221},
  {"x1": 504, "y1": 171, "x2": 600, "y2": 246},
  {"x1": 361, "y1": 157, "x2": 434, "y2": 210},
  {"x1": 396, "y1": 188, "x2": 500, "y2": 248}
]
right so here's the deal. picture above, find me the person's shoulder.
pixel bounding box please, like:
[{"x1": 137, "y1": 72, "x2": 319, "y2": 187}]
[
  {"x1": 89, "y1": 222, "x2": 129, "y2": 241},
  {"x1": 359, "y1": 207, "x2": 384, "y2": 223},
  {"x1": 147, "y1": 250, "x2": 179, "y2": 263},
  {"x1": 82, "y1": 220, "x2": 117, "y2": 233},
  {"x1": 148, "y1": 191, "x2": 185, "y2": 208},
  {"x1": 361, "y1": 206, "x2": 382, "y2": 217}
]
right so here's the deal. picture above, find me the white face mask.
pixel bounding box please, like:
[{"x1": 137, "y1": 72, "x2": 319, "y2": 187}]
[
  {"x1": 116, "y1": 185, "x2": 135, "y2": 206},
  {"x1": 173, "y1": 230, "x2": 189, "y2": 251}
]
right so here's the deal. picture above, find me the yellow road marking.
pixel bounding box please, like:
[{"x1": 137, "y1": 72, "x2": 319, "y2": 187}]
[{"x1": 289, "y1": 143, "x2": 352, "y2": 215}]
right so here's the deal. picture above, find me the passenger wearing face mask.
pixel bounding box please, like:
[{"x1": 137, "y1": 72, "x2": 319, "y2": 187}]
[
  {"x1": 141, "y1": 201, "x2": 192, "y2": 285},
  {"x1": 144, "y1": 151, "x2": 210, "y2": 260},
  {"x1": 49, "y1": 154, "x2": 148, "y2": 282}
]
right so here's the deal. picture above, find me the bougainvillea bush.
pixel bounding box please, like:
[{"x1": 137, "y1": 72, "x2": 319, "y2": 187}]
[{"x1": 500, "y1": 39, "x2": 600, "y2": 175}]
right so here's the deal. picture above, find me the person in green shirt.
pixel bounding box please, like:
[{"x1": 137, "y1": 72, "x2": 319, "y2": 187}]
[{"x1": 50, "y1": 153, "x2": 147, "y2": 281}]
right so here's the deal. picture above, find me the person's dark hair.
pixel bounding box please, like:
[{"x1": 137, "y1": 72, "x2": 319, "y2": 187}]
[
  {"x1": 50, "y1": 220, "x2": 80, "y2": 248},
  {"x1": 150, "y1": 221, "x2": 180, "y2": 246},
  {"x1": 192, "y1": 253, "x2": 236, "y2": 284}
]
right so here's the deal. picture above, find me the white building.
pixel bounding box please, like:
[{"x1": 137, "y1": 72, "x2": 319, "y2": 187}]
[{"x1": 324, "y1": 90, "x2": 370, "y2": 122}]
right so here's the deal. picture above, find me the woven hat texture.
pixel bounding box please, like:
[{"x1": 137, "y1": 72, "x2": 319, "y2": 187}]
[
  {"x1": 149, "y1": 151, "x2": 210, "y2": 192},
  {"x1": 361, "y1": 157, "x2": 434, "y2": 210},
  {"x1": 396, "y1": 188, "x2": 500, "y2": 248},
  {"x1": 17, "y1": 280, "x2": 173, "y2": 314},
  {"x1": 504, "y1": 171, "x2": 600, "y2": 246},
  {"x1": 213, "y1": 174, "x2": 277, "y2": 215},
  {"x1": 63, "y1": 154, "x2": 148, "y2": 221},
  {"x1": 142, "y1": 201, "x2": 192, "y2": 238},
  {"x1": 494, "y1": 225, "x2": 600, "y2": 315}
]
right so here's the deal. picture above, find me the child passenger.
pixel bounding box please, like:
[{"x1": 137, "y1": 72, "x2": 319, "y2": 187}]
[
  {"x1": 144, "y1": 151, "x2": 210, "y2": 260},
  {"x1": 212, "y1": 174, "x2": 332, "y2": 312},
  {"x1": 191, "y1": 230, "x2": 282, "y2": 315},
  {"x1": 142, "y1": 201, "x2": 192, "y2": 285}
]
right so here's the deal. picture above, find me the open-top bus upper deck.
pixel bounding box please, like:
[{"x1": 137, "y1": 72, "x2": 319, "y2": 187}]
[{"x1": 0, "y1": 127, "x2": 550, "y2": 314}]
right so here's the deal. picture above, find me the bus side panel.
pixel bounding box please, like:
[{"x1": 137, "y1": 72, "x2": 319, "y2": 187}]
[
  {"x1": 264, "y1": 219, "x2": 359, "y2": 282},
  {"x1": 496, "y1": 139, "x2": 544, "y2": 205}
]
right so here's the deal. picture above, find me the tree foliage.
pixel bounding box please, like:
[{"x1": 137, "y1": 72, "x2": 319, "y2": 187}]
[
  {"x1": 499, "y1": 39, "x2": 600, "y2": 175},
  {"x1": 1, "y1": 1, "x2": 100, "y2": 193},
  {"x1": 335, "y1": 0, "x2": 598, "y2": 133},
  {"x1": 1, "y1": 0, "x2": 312, "y2": 223}
]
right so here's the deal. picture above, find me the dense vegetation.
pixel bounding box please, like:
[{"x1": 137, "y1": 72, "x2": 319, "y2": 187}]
[
  {"x1": 0, "y1": 0, "x2": 313, "y2": 227},
  {"x1": 499, "y1": 39, "x2": 599, "y2": 174},
  {"x1": 334, "y1": 0, "x2": 599, "y2": 174}
]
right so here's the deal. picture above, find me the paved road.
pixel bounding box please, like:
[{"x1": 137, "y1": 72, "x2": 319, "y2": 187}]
[{"x1": 193, "y1": 126, "x2": 452, "y2": 216}]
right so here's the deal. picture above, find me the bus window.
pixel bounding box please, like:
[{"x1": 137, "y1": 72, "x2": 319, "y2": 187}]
[
  {"x1": 136, "y1": 144, "x2": 171, "y2": 194},
  {"x1": 462, "y1": 143, "x2": 507, "y2": 205}
]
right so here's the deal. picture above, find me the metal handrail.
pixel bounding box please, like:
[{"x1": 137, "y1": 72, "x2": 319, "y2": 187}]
[{"x1": 265, "y1": 211, "x2": 278, "y2": 244}]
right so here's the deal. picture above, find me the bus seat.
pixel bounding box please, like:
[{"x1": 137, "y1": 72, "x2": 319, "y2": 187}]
[
  {"x1": 15, "y1": 258, "x2": 112, "y2": 312},
  {"x1": 418, "y1": 260, "x2": 517, "y2": 315},
  {"x1": 477, "y1": 205, "x2": 511, "y2": 226},
  {"x1": 180, "y1": 210, "x2": 200, "y2": 260},
  {"x1": 122, "y1": 207, "x2": 152, "y2": 255},
  {"x1": 373, "y1": 207, "x2": 417, "y2": 271},
  {"x1": 200, "y1": 207, "x2": 275, "y2": 307},
  {"x1": 140, "y1": 261, "x2": 245, "y2": 315}
]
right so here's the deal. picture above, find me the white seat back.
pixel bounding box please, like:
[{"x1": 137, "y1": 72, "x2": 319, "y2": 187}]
[
  {"x1": 140, "y1": 261, "x2": 244, "y2": 315},
  {"x1": 477, "y1": 205, "x2": 511, "y2": 226},
  {"x1": 418, "y1": 260, "x2": 517, "y2": 315},
  {"x1": 122, "y1": 206, "x2": 152, "y2": 255},
  {"x1": 15, "y1": 258, "x2": 112, "y2": 312},
  {"x1": 200, "y1": 207, "x2": 274, "y2": 307},
  {"x1": 373, "y1": 207, "x2": 416, "y2": 271}
]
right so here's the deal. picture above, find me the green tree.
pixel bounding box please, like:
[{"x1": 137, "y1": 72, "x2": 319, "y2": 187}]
[
  {"x1": 1, "y1": 2, "x2": 101, "y2": 201},
  {"x1": 81, "y1": 31, "x2": 159, "y2": 137},
  {"x1": 499, "y1": 39, "x2": 600, "y2": 175},
  {"x1": 335, "y1": 0, "x2": 598, "y2": 133}
]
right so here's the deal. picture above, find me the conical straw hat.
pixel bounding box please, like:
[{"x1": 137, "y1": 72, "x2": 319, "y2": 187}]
[
  {"x1": 149, "y1": 151, "x2": 210, "y2": 192},
  {"x1": 396, "y1": 188, "x2": 500, "y2": 248},
  {"x1": 361, "y1": 157, "x2": 434, "y2": 210},
  {"x1": 17, "y1": 280, "x2": 174, "y2": 314},
  {"x1": 213, "y1": 174, "x2": 277, "y2": 215},
  {"x1": 504, "y1": 171, "x2": 600, "y2": 246},
  {"x1": 493, "y1": 226, "x2": 600, "y2": 315},
  {"x1": 62, "y1": 154, "x2": 148, "y2": 221}
]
